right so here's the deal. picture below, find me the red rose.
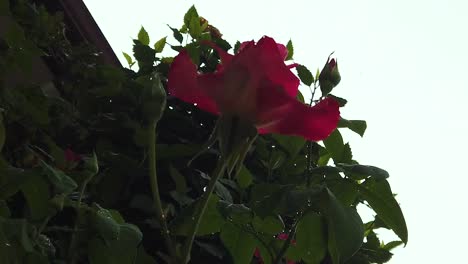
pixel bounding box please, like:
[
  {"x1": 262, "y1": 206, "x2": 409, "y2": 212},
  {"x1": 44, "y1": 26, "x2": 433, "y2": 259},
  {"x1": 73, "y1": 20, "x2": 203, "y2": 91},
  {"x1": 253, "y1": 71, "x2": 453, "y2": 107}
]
[
  {"x1": 167, "y1": 36, "x2": 339, "y2": 141},
  {"x1": 64, "y1": 148, "x2": 82, "y2": 162}
]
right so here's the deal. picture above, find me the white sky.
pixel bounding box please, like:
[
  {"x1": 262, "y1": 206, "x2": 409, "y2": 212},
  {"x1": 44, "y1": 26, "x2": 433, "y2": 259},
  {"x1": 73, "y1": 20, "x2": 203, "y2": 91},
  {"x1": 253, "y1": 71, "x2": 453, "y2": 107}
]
[{"x1": 83, "y1": 1, "x2": 468, "y2": 263}]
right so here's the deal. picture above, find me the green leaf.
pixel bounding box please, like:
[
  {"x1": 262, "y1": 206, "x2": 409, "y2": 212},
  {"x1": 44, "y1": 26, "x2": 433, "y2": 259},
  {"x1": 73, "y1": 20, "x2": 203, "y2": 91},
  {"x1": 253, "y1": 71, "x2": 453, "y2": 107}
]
[
  {"x1": 338, "y1": 164, "x2": 389, "y2": 180},
  {"x1": 135, "y1": 247, "x2": 157, "y2": 264},
  {"x1": 0, "y1": 167, "x2": 33, "y2": 199},
  {"x1": 122, "y1": 52, "x2": 133, "y2": 67},
  {"x1": 185, "y1": 42, "x2": 201, "y2": 66},
  {"x1": 133, "y1": 39, "x2": 156, "y2": 70},
  {"x1": 322, "y1": 188, "x2": 364, "y2": 264},
  {"x1": 328, "y1": 94, "x2": 347, "y2": 107},
  {"x1": 81, "y1": 152, "x2": 99, "y2": 182},
  {"x1": 272, "y1": 134, "x2": 306, "y2": 158},
  {"x1": 236, "y1": 166, "x2": 253, "y2": 189},
  {"x1": 296, "y1": 64, "x2": 314, "y2": 86},
  {"x1": 283, "y1": 186, "x2": 323, "y2": 214},
  {"x1": 0, "y1": 200, "x2": 10, "y2": 217},
  {"x1": 168, "y1": 25, "x2": 183, "y2": 43},
  {"x1": 327, "y1": 178, "x2": 359, "y2": 206},
  {"x1": 220, "y1": 221, "x2": 257, "y2": 264},
  {"x1": 285, "y1": 39, "x2": 294, "y2": 60},
  {"x1": 346, "y1": 253, "x2": 371, "y2": 264},
  {"x1": 184, "y1": 5, "x2": 199, "y2": 28},
  {"x1": 170, "y1": 196, "x2": 224, "y2": 235},
  {"x1": 189, "y1": 15, "x2": 202, "y2": 38},
  {"x1": 359, "y1": 179, "x2": 408, "y2": 243},
  {"x1": 169, "y1": 165, "x2": 189, "y2": 193},
  {"x1": 153, "y1": 36, "x2": 167, "y2": 53},
  {"x1": 338, "y1": 119, "x2": 367, "y2": 137},
  {"x1": 250, "y1": 184, "x2": 289, "y2": 217},
  {"x1": 156, "y1": 144, "x2": 202, "y2": 160},
  {"x1": 20, "y1": 174, "x2": 50, "y2": 220},
  {"x1": 215, "y1": 181, "x2": 233, "y2": 203},
  {"x1": 323, "y1": 129, "x2": 345, "y2": 163},
  {"x1": 382, "y1": 240, "x2": 403, "y2": 250},
  {"x1": 310, "y1": 166, "x2": 343, "y2": 177},
  {"x1": 296, "y1": 212, "x2": 327, "y2": 264},
  {"x1": 218, "y1": 202, "x2": 254, "y2": 224},
  {"x1": 91, "y1": 205, "x2": 121, "y2": 241},
  {"x1": 0, "y1": 218, "x2": 35, "y2": 252},
  {"x1": 137, "y1": 26, "x2": 150, "y2": 45},
  {"x1": 297, "y1": 90, "x2": 305, "y2": 103},
  {"x1": 195, "y1": 240, "x2": 225, "y2": 259},
  {"x1": 252, "y1": 215, "x2": 284, "y2": 235},
  {"x1": 0, "y1": 112, "x2": 4, "y2": 152},
  {"x1": 40, "y1": 161, "x2": 77, "y2": 194},
  {"x1": 88, "y1": 223, "x2": 143, "y2": 264},
  {"x1": 234, "y1": 41, "x2": 241, "y2": 53},
  {"x1": 0, "y1": 0, "x2": 10, "y2": 15}
]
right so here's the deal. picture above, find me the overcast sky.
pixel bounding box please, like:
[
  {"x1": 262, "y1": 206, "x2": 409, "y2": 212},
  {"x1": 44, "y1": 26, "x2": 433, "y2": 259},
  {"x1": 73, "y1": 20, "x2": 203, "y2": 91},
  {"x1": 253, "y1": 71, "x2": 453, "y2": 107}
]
[{"x1": 83, "y1": 0, "x2": 468, "y2": 263}]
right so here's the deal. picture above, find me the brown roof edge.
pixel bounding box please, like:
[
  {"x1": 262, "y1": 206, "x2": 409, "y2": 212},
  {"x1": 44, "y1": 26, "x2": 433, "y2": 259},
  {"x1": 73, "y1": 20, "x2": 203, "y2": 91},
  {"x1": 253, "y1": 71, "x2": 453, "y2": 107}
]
[{"x1": 58, "y1": 0, "x2": 121, "y2": 67}]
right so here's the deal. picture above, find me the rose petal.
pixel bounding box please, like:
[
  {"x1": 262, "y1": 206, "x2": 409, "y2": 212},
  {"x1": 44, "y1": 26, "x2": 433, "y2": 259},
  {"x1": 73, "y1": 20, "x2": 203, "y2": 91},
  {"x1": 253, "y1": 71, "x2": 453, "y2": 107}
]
[
  {"x1": 276, "y1": 43, "x2": 289, "y2": 60},
  {"x1": 64, "y1": 149, "x2": 81, "y2": 162},
  {"x1": 238, "y1": 40, "x2": 255, "y2": 54},
  {"x1": 256, "y1": 82, "x2": 340, "y2": 141},
  {"x1": 251, "y1": 37, "x2": 299, "y2": 98},
  {"x1": 277, "y1": 233, "x2": 289, "y2": 240},
  {"x1": 167, "y1": 50, "x2": 219, "y2": 114}
]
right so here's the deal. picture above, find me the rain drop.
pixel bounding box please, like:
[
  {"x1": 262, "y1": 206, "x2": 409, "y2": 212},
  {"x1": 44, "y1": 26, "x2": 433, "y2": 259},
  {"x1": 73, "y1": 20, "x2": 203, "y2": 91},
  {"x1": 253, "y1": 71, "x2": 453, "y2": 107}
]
[
  {"x1": 271, "y1": 145, "x2": 276, "y2": 148},
  {"x1": 193, "y1": 103, "x2": 198, "y2": 106},
  {"x1": 187, "y1": 111, "x2": 192, "y2": 114},
  {"x1": 169, "y1": 106, "x2": 174, "y2": 110},
  {"x1": 109, "y1": 99, "x2": 112, "y2": 103}
]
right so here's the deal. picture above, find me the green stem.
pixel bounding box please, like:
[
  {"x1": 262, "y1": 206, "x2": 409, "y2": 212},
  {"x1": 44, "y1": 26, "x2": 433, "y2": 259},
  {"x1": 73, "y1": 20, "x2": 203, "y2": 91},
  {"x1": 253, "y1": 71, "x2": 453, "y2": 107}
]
[
  {"x1": 181, "y1": 160, "x2": 227, "y2": 264},
  {"x1": 37, "y1": 216, "x2": 51, "y2": 236},
  {"x1": 273, "y1": 220, "x2": 299, "y2": 264},
  {"x1": 147, "y1": 121, "x2": 177, "y2": 262},
  {"x1": 69, "y1": 181, "x2": 88, "y2": 264}
]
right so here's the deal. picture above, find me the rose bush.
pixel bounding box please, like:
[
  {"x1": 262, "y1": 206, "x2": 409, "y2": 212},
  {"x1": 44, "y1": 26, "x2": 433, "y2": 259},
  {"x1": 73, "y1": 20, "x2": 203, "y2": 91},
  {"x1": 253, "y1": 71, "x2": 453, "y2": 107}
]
[{"x1": 0, "y1": 2, "x2": 406, "y2": 264}]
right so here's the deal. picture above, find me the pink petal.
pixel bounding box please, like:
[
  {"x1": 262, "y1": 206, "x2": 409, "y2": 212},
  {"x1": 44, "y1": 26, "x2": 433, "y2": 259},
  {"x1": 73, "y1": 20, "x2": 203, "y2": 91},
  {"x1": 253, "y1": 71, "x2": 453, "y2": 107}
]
[
  {"x1": 253, "y1": 247, "x2": 264, "y2": 263},
  {"x1": 277, "y1": 233, "x2": 289, "y2": 240},
  {"x1": 64, "y1": 149, "x2": 81, "y2": 162},
  {"x1": 250, "y1": 37, "x2": 299, "y2": 98},
  {"x1": 167, "y1": 50, "x2": 219, "y2": 114},
  {"x1": 276, "y1": 43, "x2": 289, "y2": 60},
  {"x1": 256, "y1": 83, "x2": 340, "y2": 141},
  {"x1": 237, "y1": 40, "x2": 255, "y2": 54}
]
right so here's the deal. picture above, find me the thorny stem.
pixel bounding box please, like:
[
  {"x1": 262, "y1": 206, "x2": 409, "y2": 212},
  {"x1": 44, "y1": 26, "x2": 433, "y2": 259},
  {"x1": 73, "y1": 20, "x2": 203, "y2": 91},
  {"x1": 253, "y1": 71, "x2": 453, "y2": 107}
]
[
  {"x1": 306, "y1": 80, "x2": 320, "y2": 186},
  {"x1": 310, "y1": 81, "x2": 319, "y2": 106},
  {"x1": 181, "y1": 160, "x2": 227, "y2": 264},
  {"x1": 147, "y1": 121, "x2": 177, "y2": 263}
]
